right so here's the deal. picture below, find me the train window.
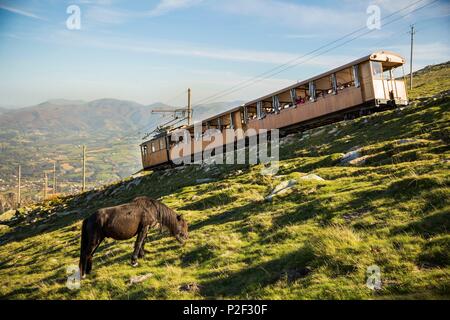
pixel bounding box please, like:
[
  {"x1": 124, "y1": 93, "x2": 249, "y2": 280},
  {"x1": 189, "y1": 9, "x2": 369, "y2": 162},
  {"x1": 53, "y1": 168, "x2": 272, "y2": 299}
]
[
  {"x1": 336, "y1": 68, "x2": 354, "y2": 90},
  {"x1": 151, "y1": 142, "x2": 155, "y2": 153},
  {"x1": 247, "y1": 105, "x2": 257, "y2": 120},
  {"x1": 371, "y1": 61, "x2": 383, "y2": 79},
  {"x1": 159, "y1": 139, "x2": 166, "y2": 150},
  {"x1": 382, "y1": 66, "x2": 398, "y2": 80},
  {"x1": 316, "y1": 76, "x2": 334, "y2": 97},
  {"x1": 143, "y1": 145, "x2": 148, "y2": 155}
]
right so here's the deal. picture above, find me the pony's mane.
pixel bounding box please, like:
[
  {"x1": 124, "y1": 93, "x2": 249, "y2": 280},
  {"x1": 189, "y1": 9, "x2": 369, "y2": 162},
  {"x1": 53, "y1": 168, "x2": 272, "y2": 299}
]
[{"x1": 133, "y1": 197, "x2": 180, "y2": 234}]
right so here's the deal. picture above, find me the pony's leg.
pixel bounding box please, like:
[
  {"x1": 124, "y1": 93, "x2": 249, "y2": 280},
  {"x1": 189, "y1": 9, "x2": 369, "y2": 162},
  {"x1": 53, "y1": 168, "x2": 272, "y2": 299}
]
[
  {"x1": 80, "y1": 253, "x2": 88, "y2": 279},
  {"x1": 79, "y1": 220, "x2": 90, "y2": 278},
  {"x1": 138, "y1": 222, "x2": 154, "y2": 258},
  {"x1": 86, "y1": 232, "x2": 104, "y2": 275},
  {"x1": 132, "y1": 225, "x2": 149, "y2": 266},
  {"x1": 138, "y1": 236, "x2": 147, "y2": 258}
]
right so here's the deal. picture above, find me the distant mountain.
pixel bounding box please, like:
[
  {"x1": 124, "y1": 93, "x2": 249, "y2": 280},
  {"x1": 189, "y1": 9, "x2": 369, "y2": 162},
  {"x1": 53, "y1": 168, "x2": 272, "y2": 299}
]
[
  {"x1": 0, "y1": 99, "x2": 158, "y2": 135},
  {"x1": 0, "y1": 99, "x2": 245, "y2": 136}
]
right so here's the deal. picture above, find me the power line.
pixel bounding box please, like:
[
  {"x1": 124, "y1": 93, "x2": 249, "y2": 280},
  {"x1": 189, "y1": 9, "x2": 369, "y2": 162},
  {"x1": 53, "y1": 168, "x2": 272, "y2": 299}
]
[{"x1": 190, "y1": 0, "x2": 436, "y2": 108}]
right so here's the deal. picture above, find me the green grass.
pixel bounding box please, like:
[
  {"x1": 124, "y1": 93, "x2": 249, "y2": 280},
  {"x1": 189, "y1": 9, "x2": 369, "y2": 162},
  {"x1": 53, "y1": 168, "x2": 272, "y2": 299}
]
[
  {"x1": 407, "y1": 61, "x2": 450, "y2": 100},
  {"x1": 0, "y1": 63, "x2": 449, "y2": 300}
]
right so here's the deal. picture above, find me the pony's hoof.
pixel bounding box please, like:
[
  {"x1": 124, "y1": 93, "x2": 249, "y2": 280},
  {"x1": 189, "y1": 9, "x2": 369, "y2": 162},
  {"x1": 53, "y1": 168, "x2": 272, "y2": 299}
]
[{"x1": 131, "y1": 261, "x2": 139, "y2": 267}]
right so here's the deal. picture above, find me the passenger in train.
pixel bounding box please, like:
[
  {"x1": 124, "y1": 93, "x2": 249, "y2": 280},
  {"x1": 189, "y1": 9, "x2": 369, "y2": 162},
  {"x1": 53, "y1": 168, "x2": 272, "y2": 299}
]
[{"x1": 295, "y1": 96, "x2": 306, "y2": 105}]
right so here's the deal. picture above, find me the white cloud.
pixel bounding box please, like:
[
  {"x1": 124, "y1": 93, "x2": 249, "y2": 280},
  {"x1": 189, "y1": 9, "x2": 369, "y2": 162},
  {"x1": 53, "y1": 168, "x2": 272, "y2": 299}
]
[
  {"x1": 82, "y1": 0, "x2": 204, "y2": 25},
  {"x1": 0, "y1": 3, "x2": 46, "y2": 21},
  {"x1": 84, "y1": 5, "x2": 131, "y2": 24},
  {"x1": 52, "y1": 30, "x2": 354, "y2": 68},
  {"x1": 217, "y1": 0, "x2": 363, "y2": 31},
  {"x1": 148, "y1": 0, "x2": 204, "y2": 17}
]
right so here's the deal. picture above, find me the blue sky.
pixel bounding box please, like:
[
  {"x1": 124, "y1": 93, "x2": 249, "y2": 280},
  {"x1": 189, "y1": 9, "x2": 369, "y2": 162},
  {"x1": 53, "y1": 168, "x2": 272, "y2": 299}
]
[{"x1": 0, "y1": 0, "x2": 449, "y2": 107}]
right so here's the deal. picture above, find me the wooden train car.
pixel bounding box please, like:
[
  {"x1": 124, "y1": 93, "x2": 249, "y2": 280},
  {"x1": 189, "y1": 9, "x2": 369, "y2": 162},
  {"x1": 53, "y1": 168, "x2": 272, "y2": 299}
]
[{"x1": 141, "y1": 50, "x2": 409, "y2": 170}]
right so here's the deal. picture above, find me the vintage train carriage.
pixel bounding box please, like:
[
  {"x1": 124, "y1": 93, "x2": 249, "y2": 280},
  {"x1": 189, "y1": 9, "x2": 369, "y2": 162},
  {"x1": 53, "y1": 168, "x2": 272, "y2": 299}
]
[
  {"x1": 244, "y1": 50, "x2": 408, "y2": 133},
  {"x1": 140, "y1": 134, "x2": 170, "y2": 169},
  {"x1": 141, "y1": 50, "x2": 408, "y2": 170},
  {"x1": 168, "y1": 106, "x2": 246, "y2": 165}
]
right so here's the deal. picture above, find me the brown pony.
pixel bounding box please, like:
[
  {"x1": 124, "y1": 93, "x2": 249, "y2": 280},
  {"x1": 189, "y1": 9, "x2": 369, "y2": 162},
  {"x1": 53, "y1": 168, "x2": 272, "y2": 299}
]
[{"x1": 79, "y1": 196, "x2": 188, "y2": 278}]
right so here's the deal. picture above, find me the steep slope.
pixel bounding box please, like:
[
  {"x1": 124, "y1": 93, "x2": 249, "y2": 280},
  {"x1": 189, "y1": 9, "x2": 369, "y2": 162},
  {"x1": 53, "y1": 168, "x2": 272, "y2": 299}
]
[
  {"x1": 408, "y1": 61, "x2": 450, "y2": 99},
  {"x1": 0, "y1": 64, "x2": 449, "y2": 300}
]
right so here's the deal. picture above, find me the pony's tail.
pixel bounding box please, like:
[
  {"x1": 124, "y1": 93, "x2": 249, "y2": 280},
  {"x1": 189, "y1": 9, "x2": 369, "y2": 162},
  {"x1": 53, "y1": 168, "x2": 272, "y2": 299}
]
[{"x1": 79, "y1": 219, "x2": 88, "y2": 278}]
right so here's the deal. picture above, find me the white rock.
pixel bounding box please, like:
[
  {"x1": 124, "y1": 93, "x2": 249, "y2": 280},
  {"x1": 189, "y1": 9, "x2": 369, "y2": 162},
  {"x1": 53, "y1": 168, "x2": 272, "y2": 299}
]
[
  {"x1": 85, "y1": 193, "x2": 97, "y2": 202},
  {"x1": 299, "y1": 174, "x2": 325, "y2": 181},
  {"x1": 398, "y1": 139, "x2": 417, "y2": 145},
  {"x1": 126, "y1": 178, "x2": 142, "y2": 190},
  {"x1": 56, "y1": 210, "x2": 77, "y2": 217},
  {"x1": 311, "y1": 128, "x2": 325, "y2": 137},
  {"x1": 196, "y1": 178, "x2": 215, "y2": 184},
  {"x1": 265, "y1": 179, "x2": 297, "y2": 201},
  {"x1": 299, "y1": 134, "x2": 310, "y2": 141},
  {"x1": 328, "y1": 127, "x2": 338, "y2": 135},
  {"x1": 341, "y1": 148, "x2": 362, "y2": 164},
  {"x1": 280, "y1": 134, "x2": 296, "y2": 145},
  {"x1": 129, "y1": 273, "x2": 153, "y2": 285},
  {"x1": 349, "y1": 155, "x2": 369, "y2": 165}
]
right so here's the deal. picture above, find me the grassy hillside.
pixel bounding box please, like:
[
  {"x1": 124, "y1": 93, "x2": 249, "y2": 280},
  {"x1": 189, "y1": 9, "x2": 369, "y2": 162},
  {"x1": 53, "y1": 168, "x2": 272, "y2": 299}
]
[
  {"x1": 408, "y1": 61, "x2": 450, "y2": 99},
  {"x1": 0, "y1": 65, "x2": 449, "y2": 300}
]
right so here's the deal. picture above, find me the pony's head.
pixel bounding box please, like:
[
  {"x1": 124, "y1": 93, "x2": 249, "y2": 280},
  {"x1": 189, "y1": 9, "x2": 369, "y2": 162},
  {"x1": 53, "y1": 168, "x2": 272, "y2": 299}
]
[{"x1": 174, "y1": 214, "x2": 189, "y2": 245}]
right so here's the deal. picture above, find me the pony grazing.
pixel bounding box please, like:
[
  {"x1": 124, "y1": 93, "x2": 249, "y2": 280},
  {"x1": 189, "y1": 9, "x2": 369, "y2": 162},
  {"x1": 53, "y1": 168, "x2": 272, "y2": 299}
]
[{"x1": 79, "y1": 196, "x2": 188, "y2": 278}]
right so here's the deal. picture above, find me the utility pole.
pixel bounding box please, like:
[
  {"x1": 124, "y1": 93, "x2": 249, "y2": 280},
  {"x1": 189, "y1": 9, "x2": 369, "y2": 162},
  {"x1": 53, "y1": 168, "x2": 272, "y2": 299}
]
[
  {"x1": 187, "y1": 88, "x2": 192, "y2": 126},
  {"x1": 53, "y1": 161, "x2": 57, "y2": 195},
  {"x1": 43, "y1": 172, "x2": 48, "y2": 200},
  {"x1": 17, "y1": 165, "x2": 21, "y2": 208},
  {"x1": 82, "y1": 145, "x2": 86, "y2": 192},
  {"x1": 409, "y1": 24, "x2": 415, "y2": 90}
]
